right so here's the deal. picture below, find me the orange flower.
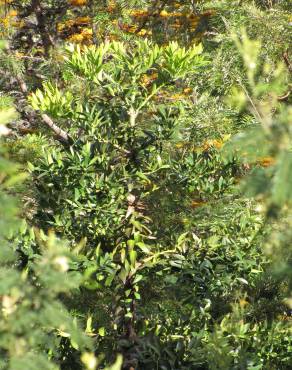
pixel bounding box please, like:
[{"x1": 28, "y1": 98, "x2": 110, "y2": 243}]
[
  {"x1": 213, "y1": 140, "x2": 223, "y2": 149},
  {"x1": 69, "y1": 0, "x2": 87, "y2": 6},
  {"x1": 200, "y1": 139, "x2": 223, "y2": 151},
  {"x1": 257, "y1": 157, "x2": 275, "y2": 167},
  {"x1": 119, "y1": 23, "x2": 137, "y2": 33},
  {"x1": 108, "y1": 5, "x2": 116, "y2": 13},
  {"x1": 190, "y1": 200, "x2": 206, "y2": 208},
  {"x1": 8, "y1": 10, "x2": 18, "y2": 17},
  {"x1": 190, "y1": 20, "x2": 199, "y2": 27},
  {"x1": 202, "y1": 10, "x2": 216, "y2": 17},
  {"x1": 202, "y1": 141, "x2": 211, "y2": 151},
  {"x1": 188, "y1": 14, "x2": 200, "y2": 20}
]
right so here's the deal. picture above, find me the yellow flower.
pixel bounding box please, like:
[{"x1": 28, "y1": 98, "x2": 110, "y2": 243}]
[
  {"x1": 239, "y1": 299, "x2": 249, "y2": 308},
  {"x1": 81, "y1": 27, "x2": 93, "y2": 40},
  {"x1": 74, "y1": 16, "x2": 91, "y2": 25},
  {"x1": 159, "y1": 10, "x2": 169, "y2": 18},
  {"x1": 137, "y1": 28, "x2": 152, "y2": 36},
  {"x1": 170, "y1": 23, "x2": 182, "y2": 29},
  {"x1": 172, "y1": 12, "x2": 183, "y2": 17},
  {"x1": 81, "y1": 27, "x2": 92, "y2": 35},
  {"x1": 67, "y1": 33, "x2": 84, "y2": 43},
  {"x1": 108, "y1": 0, "x2": 116, "y2": 7},
  {"x1": 57, "y1": 23, "x2": 66, "y2": 32},
  {"x1": 159, "y1": 10, "x2": 183, "y2": 18},
  {"x1": 108, "y1": 34, "x2": 119, "y2": 41},
  {"x1": 129, "y1": 9, "x2": 149, "y2": 17},
  {"x1": 168, "y1": 93, "x2": 185, "y2": 101},
  {"x1": 64, "y1": 19, "x2": 74, "y2": 28},
  {"x1": 14, "y1": 51, "x2": 24, "y2": 58},
  {"x1": 183, "y1": 87, "x2": 193, "y2": 94},
  {"x1": 107, "y1": 1, "x2": 117, "y2": 13},
  {"x1": 0, "y1": 17, "x2": 10, "y2": 28},
  {"x1": 140, "y1": 72, "x2": 158, "y2": 86},
  {"x1": 11, "y1": 20, "x2": 24, "y2": 28}
]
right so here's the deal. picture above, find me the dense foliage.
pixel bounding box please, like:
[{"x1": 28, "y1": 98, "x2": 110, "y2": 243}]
[{"x1": 0, "y1": 1, "x2": 291, "y2": 369}]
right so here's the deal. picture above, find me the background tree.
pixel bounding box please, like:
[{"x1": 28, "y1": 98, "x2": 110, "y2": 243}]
[{"x1": 0, "y1": 0, "x2": 291, "y2": 369}]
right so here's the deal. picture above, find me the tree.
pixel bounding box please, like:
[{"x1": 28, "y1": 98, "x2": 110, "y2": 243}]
[{"x1": 0, "y1": 1, "x2": 291, "y2": 369}]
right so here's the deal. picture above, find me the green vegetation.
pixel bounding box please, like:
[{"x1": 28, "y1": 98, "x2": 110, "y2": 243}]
[{"x1": 0, "y1": 1, "x2": 291, "y2": 369}]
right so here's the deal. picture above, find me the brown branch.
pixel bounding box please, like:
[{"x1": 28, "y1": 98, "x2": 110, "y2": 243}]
[
  {"x1": 41, "y1": 113, "x2": 72, "y2": 144},
  {"x1": 16, "y1": 76, "x2": 28, "y2": 95},
  {"x1": 283, "y1": 50, "x2": 292, "y2": 73},
  {"x1": 277, "y1": 90, "x2": 291, "y2": 101}
]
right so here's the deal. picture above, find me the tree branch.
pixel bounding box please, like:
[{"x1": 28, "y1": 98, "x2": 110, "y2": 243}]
[
  {"x1": 15, "y1": 75, "x2": 72, "y2": 146},
  {"x1": 41, "y1": 114, "x2": 72, "y2": 145}
]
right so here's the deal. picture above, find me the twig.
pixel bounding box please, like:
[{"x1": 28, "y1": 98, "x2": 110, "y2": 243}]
[
  {"x1": 277, "y1": 90, "x2": 291, "y2": 101},
  {"x1": 97, "y1": 140, "x2": 131, "y2": 155},
  {"x1": 283, "y1": 50, "x2": 292, "y2": 73},
  {"x1": 15, "y1": 74, "x2": 72, "y2": 145},
  {"x1": 41, "y1": 114, "x2": 72, "y2": 144},
  {"x1": 237, "y1": 78, "x2": 263, "y2": 122}
]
